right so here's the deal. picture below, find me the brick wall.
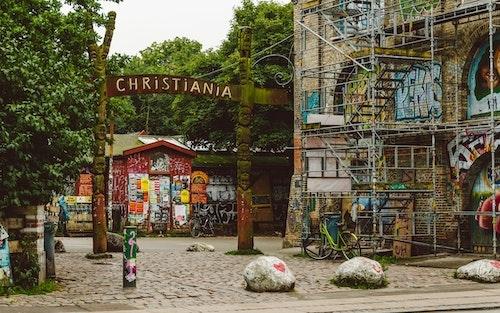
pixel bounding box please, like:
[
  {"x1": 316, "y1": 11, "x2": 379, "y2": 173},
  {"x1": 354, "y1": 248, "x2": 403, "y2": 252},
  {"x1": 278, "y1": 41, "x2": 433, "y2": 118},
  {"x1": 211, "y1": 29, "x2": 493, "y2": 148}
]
[
  {"x1": 285, "y1": 0, "x2": 500, "y2": 250},
  {"x1": 0, "y1": 205, "x2": 46, "y2": 285}
]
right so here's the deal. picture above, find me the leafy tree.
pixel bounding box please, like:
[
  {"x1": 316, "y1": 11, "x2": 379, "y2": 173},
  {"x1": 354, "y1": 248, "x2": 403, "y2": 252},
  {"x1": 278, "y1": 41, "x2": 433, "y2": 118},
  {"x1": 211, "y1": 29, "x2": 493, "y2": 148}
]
[
  {"x1": 110, "y1": 0, "x2": 294, "y2": 151},
  {"x1": 0, "y1": 0, "x2": 117, "y2": 208}
]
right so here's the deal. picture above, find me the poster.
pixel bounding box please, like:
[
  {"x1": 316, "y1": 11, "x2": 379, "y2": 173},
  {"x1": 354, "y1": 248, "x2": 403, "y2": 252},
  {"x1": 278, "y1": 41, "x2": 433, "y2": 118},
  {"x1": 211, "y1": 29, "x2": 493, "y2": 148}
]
[
  {"x1": 174, "y1": 204, "x2": 188, "y2": 226},
  {"x1": 128, "y1": 173, "x2": 149, "y2": 224},
  {"x1": 149, "y1": 176, "x2": 171, "y2": 225}
]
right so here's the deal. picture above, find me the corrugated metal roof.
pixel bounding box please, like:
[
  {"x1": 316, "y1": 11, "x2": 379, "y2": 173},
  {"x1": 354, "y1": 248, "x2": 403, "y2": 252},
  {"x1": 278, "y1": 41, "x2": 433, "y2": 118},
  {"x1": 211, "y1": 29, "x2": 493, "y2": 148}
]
[{"x1": 106, "y1": 133, "x2": 193, "y2": 157}]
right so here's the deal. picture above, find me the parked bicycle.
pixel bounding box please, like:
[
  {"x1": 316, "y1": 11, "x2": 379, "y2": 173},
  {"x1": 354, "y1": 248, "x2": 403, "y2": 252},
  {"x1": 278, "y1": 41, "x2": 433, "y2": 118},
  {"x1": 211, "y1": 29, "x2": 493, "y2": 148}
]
[
  {"x1": 189, "y1": 209, "x2": 215, "y2": 237},
  {"x1": 302, "y1": 212, "x2": 361, "y2": 260}
]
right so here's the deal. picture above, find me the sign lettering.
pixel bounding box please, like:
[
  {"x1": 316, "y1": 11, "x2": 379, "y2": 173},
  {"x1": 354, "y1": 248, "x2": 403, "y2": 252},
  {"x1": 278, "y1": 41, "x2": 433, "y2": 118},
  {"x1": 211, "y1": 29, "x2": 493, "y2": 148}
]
[
  {"x1": 107, "y1": 75, "x2": 234, "y2": 100},
  {"x1": 106, "y1": 74, "x2": 290, "y2": 106}
]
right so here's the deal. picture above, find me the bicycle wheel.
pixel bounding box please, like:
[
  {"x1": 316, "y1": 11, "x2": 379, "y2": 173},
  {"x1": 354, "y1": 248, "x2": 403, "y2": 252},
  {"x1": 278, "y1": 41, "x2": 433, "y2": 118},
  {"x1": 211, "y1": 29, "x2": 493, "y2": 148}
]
[
  {"x1": 207, "y1": 219, "x2": 215, "y2": 236},
  {"x1": 302, "y1": 234, "x2": 333, "y2": 260},
  {"x1": 339, "y1": 231, "x2": 361, "y2": 260},
  {"x1": 190, "y1": 222, "x2": 201, "y2": 238}
]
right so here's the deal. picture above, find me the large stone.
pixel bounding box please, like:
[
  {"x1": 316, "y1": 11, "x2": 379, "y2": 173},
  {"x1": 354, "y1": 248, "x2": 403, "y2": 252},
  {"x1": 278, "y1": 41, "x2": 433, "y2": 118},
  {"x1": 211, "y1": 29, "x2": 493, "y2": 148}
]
[
  {"x1": 243, "y1": 256, "x2": 295, "y2": 292},
  {"x1": 55, "y1": 239, "x2": 66, "y2": 253},
  {"x1": 456, "y1": 259, "x2": 500, "y2": 283},
  {"x1": 333, "y1": 257, "x2": 386, "y2": 288},
  {"x1": 186, "y1": 242, "x2": 215, "y2": 252},
  {"x1": 107, "y1": 232, "x2": 123, "y2": 252}
]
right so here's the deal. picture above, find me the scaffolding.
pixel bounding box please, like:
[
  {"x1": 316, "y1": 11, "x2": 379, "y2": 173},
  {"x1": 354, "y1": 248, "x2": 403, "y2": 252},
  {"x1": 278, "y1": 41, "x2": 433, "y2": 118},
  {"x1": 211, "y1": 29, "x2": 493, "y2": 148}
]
[{"x1": 297, "y1": 0, "x2": 500, "y2": 256}]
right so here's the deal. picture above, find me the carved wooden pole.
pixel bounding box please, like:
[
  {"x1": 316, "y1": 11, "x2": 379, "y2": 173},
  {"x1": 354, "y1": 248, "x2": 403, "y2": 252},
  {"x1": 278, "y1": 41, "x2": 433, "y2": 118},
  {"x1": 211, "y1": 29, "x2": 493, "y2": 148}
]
[
  {"x1": 237, "y1": 27, "x2": 254, "y2": 250},
  {"x1": 89, "y1": 12, "x2": 116, "y2": 254}
]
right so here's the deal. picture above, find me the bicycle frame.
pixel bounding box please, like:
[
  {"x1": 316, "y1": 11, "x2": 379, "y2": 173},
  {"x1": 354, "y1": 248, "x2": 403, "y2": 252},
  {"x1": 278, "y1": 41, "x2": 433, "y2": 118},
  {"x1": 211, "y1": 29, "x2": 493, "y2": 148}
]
[{"x1": 319, "y1": 221, "x2": 354, "y2": 251}]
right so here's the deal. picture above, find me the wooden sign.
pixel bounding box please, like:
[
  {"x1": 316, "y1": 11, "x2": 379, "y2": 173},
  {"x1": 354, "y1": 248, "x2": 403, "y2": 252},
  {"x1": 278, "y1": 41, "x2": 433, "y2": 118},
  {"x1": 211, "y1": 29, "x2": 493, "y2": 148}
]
[
  {"x1": 106, "y1": 75, "x2": 290, "y2": 106},
  {"x1": 107, "y1": 75, "x2": 234, "y2": 100}
]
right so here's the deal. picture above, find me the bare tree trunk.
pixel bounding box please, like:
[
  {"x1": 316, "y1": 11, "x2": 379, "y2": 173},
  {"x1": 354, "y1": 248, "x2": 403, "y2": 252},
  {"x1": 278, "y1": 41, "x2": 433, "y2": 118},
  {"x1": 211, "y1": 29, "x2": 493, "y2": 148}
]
[{"x1": 88, "y1": 12, "x2": 116, "y2": 254}]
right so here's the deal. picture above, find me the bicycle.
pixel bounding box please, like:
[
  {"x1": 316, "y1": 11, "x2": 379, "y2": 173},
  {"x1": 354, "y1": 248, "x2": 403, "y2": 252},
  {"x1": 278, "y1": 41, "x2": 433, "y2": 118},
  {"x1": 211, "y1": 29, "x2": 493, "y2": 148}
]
[
  {"x1": 189, "y1": 210, "x2": 215, "y2": 237},
  {"x1": 302, "y1": 212, "x2": 361, "y2": 260}
]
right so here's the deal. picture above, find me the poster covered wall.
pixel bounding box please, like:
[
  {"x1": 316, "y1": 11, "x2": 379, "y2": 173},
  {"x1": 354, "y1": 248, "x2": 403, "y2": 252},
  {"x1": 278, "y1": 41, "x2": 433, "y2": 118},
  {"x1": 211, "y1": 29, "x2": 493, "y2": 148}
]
[
  {"x1": 123, "y1": 149, "x2": 193, "y2": 228},
  {"x1": 128, "y1": 173, "x2": 149, "y2": 224}
]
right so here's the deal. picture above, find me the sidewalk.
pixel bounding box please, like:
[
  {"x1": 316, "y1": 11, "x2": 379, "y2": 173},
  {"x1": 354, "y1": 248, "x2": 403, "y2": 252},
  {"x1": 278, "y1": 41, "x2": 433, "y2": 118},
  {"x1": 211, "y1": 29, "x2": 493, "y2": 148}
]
[
  {"x1": 59, "y1": 288, "x2": 500, "y2": 313},
  {"x1": 17, "y1": 285, "x2": 500, "y2": 313}
]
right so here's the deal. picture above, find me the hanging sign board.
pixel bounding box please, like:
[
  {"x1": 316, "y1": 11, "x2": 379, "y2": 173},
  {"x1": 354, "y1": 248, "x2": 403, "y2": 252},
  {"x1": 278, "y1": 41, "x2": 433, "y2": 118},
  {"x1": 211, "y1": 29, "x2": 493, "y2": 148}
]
[
  {"x1": 106, "y1": 75, "x2": 290, "y2": 106},
  {"x1": 107, "y1": 75, "x2": 235, "y2": 100}
]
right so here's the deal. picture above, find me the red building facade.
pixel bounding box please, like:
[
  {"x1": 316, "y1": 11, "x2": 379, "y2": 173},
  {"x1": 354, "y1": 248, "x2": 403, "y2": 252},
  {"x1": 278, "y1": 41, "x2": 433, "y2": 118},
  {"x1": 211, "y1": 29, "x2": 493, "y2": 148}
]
[{"x1": 110, "y1": 140, "x2": 196, "y2": 232}]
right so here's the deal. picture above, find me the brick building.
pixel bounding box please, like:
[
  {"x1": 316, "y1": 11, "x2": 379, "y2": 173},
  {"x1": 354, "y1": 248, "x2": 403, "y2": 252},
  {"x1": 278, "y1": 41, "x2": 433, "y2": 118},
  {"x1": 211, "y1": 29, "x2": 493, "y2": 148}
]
[{"x1": 285, "y1": 0, "x2": 500, "y2": 256}]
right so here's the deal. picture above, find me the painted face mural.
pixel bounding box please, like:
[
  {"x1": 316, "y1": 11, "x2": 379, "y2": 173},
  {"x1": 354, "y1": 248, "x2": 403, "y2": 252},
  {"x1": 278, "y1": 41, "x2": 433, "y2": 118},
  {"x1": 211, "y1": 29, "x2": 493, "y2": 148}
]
[
  {"x1": 468, "y1": 34, "x2": 500, "y2": 118},
  {"x1": 472, "y1": 166, "x2": 500, "y2": 248}
]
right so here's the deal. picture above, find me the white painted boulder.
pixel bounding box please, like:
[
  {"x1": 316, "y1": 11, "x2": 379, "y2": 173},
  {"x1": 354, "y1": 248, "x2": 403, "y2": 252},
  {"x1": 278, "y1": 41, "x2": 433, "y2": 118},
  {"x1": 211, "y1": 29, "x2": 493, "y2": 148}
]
[
  {"x1": 456, "y1": 259, "x2": 500, "y2": 283},
  {"x1": 186, "y1": 242, "x2": 215, "y2": 252},
  {"x1": 333, "y1": 257, "x2": 386, "y2": 288},
  {"x1": 243, "y1": 256, "x2": 295, "y2": 292}
]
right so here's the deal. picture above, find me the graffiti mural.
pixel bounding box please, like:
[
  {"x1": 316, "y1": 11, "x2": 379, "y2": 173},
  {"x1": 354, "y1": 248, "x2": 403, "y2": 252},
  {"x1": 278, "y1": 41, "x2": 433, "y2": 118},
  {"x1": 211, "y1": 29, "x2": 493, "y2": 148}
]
[
  {"x1": 150, "y1": 152, "x2": 169, "y2": 173},
  {"x1": 112, "y1": 159, "x2": 128, "y2": 204},
  {"x1": 193, "y1": 202, "x2": 238, "y2": 224},
  {"x1": 127, "y1": 153, "x2": 149, "y2": 173},
  {"x1": 206, "y1": 175, "x2": 236, "y2": 202},
  {"x1": 471, "y1": 165, "x2": 500, "y2": 249},
  {"x1": 302, "y1": 91, "x2": 320, "y2": 123},
  {"x1": 447, "y1": 130, "x2": 500, "y2": 180},
  {"x1": 191, "y1": 171, "x2": 209, "y2": 204},
  {"x1": 190, "y1": 173, "x2": 238, "y2": 226},
  {"x1": 468, "y1": 33, "x2": 500, "y2": 118},
  {"x1": 395, "y1": 62, "x2": 442, "y2": 121},
  {"x1": 170, "y1": 154, "x2": 191, "y2": 176},
  {"x1": 399, "y1": 0, "x2": 439, "y2": 21}
]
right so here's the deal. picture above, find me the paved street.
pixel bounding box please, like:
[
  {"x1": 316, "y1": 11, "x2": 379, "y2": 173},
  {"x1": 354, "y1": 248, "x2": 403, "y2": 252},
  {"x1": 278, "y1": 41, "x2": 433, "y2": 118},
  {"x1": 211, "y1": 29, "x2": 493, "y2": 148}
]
[{"x1": 0, "y1": 237, "x2": 498, "y2": 312}]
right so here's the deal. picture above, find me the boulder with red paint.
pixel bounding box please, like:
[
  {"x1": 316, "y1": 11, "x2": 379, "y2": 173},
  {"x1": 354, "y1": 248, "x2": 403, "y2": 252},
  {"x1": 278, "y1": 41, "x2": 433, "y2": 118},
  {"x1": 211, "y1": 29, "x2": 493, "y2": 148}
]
[
  {"x1": 456, "y1": 259, "x2": 500, "y2": 283},
  {"x1": 333, "y1": 257, "x2": 387, "y2": 288},
  {"x1": 243, "y1": 256, "x2": 295, "y2": 292}
]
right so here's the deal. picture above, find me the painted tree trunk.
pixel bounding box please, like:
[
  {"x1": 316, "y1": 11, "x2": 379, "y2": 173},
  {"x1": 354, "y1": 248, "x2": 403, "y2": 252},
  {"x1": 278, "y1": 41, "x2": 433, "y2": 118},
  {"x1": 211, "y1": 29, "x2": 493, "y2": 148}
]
[
  {"x1": 237, "y1": 27, "x2": 254, "y2": 250},
  {"x1": 90, "y1": 12, "x2": 116, "y2": 254}
]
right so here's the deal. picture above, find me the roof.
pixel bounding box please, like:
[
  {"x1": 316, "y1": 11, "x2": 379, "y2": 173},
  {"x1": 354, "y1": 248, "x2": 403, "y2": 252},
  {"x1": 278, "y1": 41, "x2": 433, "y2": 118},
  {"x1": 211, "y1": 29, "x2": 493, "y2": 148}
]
[
  {"x1": 106, "y1": 133, "x2": 195, "y2": 157},
  {"x1": 123, "y1": 140, "x2": 196, "y2": 158}
]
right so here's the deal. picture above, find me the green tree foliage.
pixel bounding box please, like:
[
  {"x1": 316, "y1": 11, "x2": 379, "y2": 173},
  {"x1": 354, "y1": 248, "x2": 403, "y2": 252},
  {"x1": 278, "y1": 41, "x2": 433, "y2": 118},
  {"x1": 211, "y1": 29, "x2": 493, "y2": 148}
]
[
  {"x1": 0, "y1": 0, "x2": 117, "y2": 208},
  {"x1": 110, "y1": 0, "x2": 293, "y2": 151}
]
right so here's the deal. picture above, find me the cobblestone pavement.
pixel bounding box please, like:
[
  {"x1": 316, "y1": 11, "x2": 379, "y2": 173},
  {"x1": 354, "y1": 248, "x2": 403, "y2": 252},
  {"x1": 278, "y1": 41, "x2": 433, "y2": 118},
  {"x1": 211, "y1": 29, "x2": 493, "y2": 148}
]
[{"x1": 0, "y1": 237, "x2": 480, "y2": 310}]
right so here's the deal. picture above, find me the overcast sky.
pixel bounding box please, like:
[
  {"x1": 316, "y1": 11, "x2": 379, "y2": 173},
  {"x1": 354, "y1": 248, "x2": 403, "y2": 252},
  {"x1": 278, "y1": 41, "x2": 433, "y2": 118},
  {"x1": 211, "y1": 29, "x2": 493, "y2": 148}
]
[{"x1": 100, "y1": 0, "x2": 289, "y2": 56}]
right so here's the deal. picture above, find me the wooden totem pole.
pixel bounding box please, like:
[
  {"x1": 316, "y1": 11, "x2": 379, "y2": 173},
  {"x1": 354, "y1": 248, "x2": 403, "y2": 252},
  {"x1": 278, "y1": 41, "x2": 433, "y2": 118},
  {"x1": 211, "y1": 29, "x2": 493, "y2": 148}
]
[
  {"x1": 88, "y1": 12, "x2": 116, "y2": 254},
  {"x1": 237, "y1": 27, "x2": 255, "y2": 250}
]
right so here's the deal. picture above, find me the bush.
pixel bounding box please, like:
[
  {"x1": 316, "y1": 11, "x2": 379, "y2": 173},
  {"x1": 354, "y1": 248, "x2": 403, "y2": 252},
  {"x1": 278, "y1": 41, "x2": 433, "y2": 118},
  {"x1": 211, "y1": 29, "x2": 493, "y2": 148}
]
[
  {"x1": 331, "y1": 276, "x2": 389, "y2": 289},
  {"x1": 1, "y1": 279, "x2": 60, "y2": 296},
  {"x1": 225, "y1": 249, "x2": 264, "y2": 255}
]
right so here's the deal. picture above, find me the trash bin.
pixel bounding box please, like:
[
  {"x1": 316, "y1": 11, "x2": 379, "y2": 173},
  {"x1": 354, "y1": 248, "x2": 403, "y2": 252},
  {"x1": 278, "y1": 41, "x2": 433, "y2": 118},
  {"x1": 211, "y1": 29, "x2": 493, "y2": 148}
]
[
  {"x1": 44, "y1": 221, "x2": 57, "y2": 279},
  {"x1": 325, "y1": 214, "x2": 341, "y2": 240}
]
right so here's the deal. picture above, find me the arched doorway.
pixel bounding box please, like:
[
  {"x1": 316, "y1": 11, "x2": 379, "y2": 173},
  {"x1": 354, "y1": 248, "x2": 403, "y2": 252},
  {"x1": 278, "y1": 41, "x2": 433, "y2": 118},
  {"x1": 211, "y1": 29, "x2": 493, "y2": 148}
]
[{"x1": 463, "y1": 151, "x2": 500, "y2": 253}]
